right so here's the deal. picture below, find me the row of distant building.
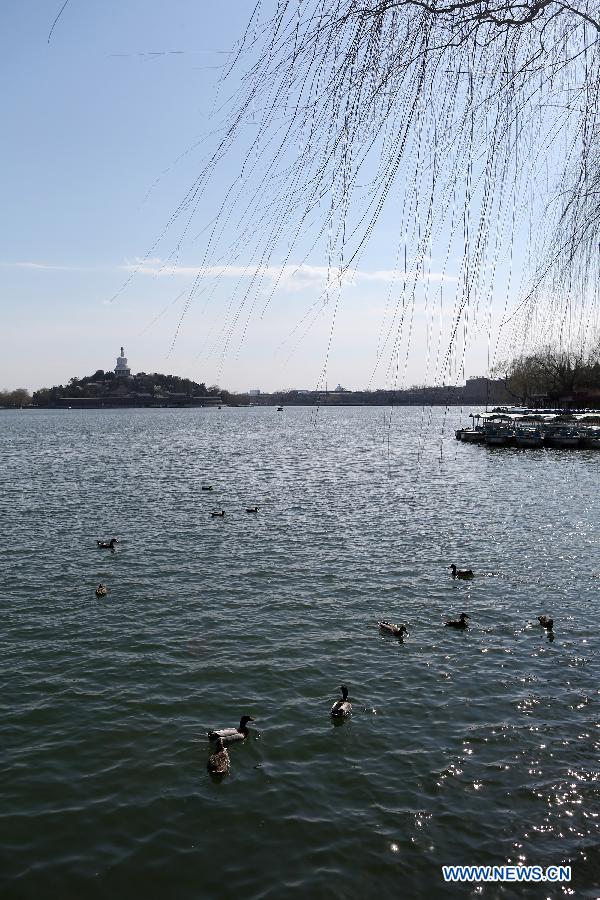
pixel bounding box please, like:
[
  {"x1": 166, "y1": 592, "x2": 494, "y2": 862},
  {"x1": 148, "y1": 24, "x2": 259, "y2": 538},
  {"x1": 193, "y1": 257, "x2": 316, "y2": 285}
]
[{"x1": 247, "y1": 385, "x2": 346, "y2": 396}]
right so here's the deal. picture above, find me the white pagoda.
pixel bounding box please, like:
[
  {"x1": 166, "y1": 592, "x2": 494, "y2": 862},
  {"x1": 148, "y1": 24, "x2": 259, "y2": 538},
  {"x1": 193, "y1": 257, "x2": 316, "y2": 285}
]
[{"x1": 114, "y1": 346, "x2": 131, "y2": 377}]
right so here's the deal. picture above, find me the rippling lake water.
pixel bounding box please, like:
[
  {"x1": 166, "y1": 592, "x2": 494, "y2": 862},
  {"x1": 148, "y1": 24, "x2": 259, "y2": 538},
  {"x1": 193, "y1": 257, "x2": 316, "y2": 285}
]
[{"x1": 2, "y1": 406, "x2": 599, "y2": 898}]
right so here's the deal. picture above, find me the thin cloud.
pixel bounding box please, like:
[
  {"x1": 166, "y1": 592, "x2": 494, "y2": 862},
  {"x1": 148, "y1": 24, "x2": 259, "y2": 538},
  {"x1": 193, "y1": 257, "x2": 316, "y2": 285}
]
[
  {"x1": 120, "y1": 258, "x2": 457, "y2": 289},
  {"x1": 0, "y1": 261, "x2": 87, "y2": 271}
]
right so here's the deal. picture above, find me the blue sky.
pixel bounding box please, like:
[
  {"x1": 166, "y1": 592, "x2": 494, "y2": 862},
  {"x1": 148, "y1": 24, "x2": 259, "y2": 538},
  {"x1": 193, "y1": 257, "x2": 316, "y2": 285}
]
[{"x1": 1, "y1": 1, "x2": 550, "y2": 393}]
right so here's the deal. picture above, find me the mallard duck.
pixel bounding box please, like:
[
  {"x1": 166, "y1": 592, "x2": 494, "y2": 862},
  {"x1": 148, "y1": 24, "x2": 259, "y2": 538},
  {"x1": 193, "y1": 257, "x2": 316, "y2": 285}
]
[
  {"x1": 331, "y1": 685, "x2": 352, "y2": 718},
  {"x1": 445, "y1": 612, "x2": 469, "y2": 628},
  {"x1": 207, "y1": 737, "x2": 230, "y2": 775},
  {"x1": 246, "y1": 506, "x2": 259, "y2": 513},
  {"x1": 97, "y1": 538, "x2": 117, "y2": 551},
  {"x1": 449, "y1": 564, "x2": 474, "y2": 579},
  {"x1": 95, "y1": 584, "x2": 108, "y2": 598},
  {"x1": 211, "y1": 510, "x2": 225, "y2": 518},
  {"x1": 537, "y1": 615, "x2": 554, "y2": 631},
  {"x1": 201, "y1": 485, "x2": 213, "y2": 491},
  {"x1": 208, "y1": 714, "x2": 255, "y2": 744},
  {"x1": 378, "y1": 621, "x2": 408, "y2": 639}
]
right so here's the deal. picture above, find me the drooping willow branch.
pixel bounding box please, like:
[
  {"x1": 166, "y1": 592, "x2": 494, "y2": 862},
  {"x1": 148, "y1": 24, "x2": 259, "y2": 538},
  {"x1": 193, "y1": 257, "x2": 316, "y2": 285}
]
[{"x1": 105, "y1": 0, "x2": 599, "y2": 382}]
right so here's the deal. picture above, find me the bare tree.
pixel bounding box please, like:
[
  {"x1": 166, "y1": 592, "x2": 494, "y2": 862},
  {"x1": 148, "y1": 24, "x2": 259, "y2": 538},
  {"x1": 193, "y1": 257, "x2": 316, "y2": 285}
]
[
  {"x1": 495, "y1": 337, "x2": 600, "y2": 401},
  {"x1": 0, "y1": 388, "x2": 32, "y2": 408}
]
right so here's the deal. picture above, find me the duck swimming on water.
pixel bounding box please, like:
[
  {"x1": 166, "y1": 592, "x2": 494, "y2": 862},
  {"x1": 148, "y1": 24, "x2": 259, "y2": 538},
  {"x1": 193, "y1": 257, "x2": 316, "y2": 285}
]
[
  {"x1": 201, "y1": 485, "x2": 213, "y2": 491},
  {"x1": 95, "y1": 584, "x2": 108, "y2": 598},
  {"x1": 445, "y1": 612, "x2": 469, "y2": 629},
  {"x1": 211, "y1": 510, "x2": 225, "y2": 518},
  {"x1": 97, "y1": 538, "x2": 117, "y2": 551},
  {"x1": 207, "y1": 737, "x2": 230, "y2": 775},
  {"x1": 538, "y1": 615, "x2": 554, "y2": 631},
  {"x1": 378, "y1": 622, "x2": 408, "y2": 639},
  {"x1": 246, "y1": 506, "x2": 259, "y2": 513},
  {"x1": 449, "y1": 564, "x2": 474, "y2": 579},
  {"x1": 331, "y1": 685, "x2": 352, "y2": 718},
  {"x1": 208, "y1": 715, "x2": 255, "y2": 744}
]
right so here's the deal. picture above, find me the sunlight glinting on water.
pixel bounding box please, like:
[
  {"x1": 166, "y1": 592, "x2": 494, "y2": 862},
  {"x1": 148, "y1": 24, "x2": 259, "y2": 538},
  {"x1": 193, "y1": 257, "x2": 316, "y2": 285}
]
[{"x1": 1, "y1": 406, "x2": 599, "y2": 898}]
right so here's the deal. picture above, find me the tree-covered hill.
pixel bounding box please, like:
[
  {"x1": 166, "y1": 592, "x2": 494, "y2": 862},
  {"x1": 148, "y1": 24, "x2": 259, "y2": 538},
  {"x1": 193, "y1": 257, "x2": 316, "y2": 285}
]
[{"x1": 32, "y1": 371, "x2": 229, "y2": 407}]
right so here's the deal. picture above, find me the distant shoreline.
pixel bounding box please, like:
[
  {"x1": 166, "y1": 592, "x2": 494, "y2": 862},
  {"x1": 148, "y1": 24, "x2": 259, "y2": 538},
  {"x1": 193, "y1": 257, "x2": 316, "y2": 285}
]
[{"x1": 4, "y1": 401, "x2": 490, "y2": 410}]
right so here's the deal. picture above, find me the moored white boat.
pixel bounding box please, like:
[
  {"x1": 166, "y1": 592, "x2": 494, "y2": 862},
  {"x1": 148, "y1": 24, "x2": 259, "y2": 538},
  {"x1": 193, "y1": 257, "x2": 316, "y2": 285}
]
[
  {"x1": 580, "y1": 428, "x2": 600, "y2": 448},
  {"x1": 545, "y1": 427, "x2": 580, "y2": 448},
  {"x1": 484, "y1": 424, "x2": 513, "y2": 446},
  {"x1": 460, "y1": 428, "x2": 485, "y2": 443},
  {"x1": 514, "y1": 426, "x2": 544, "y2": 448}
]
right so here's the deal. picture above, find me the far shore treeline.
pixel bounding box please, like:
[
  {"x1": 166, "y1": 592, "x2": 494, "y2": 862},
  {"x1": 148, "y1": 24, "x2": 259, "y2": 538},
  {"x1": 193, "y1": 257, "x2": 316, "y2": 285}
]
[{"x1": 4, "y1": 344, "x2": 600, "y2": 409}]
